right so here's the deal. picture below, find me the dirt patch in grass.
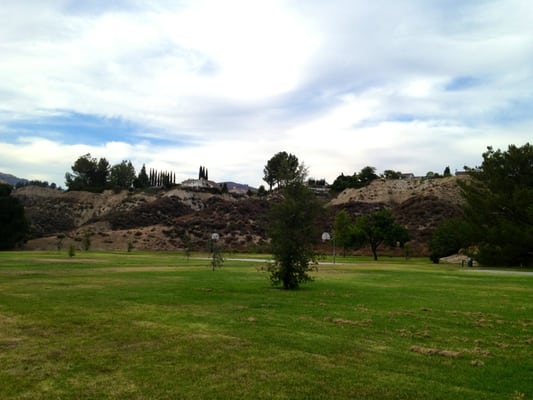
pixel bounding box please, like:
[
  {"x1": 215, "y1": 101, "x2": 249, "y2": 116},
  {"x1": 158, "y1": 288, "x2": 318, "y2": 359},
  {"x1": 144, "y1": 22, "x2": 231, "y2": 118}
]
[
  {"x1": 324, "y1": 317, "x2": 373, "y2": 327},
  {"x1": 410, "y1": 345, "x2": 461, "y2": 358}
]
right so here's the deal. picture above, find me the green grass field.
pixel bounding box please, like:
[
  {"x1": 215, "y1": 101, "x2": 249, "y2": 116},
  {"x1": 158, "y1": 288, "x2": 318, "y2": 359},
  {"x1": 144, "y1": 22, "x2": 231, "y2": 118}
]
[{"x1": 0, "y1": 251, "x2": 531, "y2": 399}]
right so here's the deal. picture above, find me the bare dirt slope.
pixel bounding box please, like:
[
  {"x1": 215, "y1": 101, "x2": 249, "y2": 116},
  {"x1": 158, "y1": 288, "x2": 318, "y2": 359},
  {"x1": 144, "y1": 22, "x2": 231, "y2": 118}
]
[
  {"x1": 16, "y1": 176, "x2": 467, "y2": 256},
  {"x1": 16, "y1": 186, "x2": 269, "y2": 252},
  {"x1": 329, "y1": 176, "x2": 466, "y2": 206},
  {"x1": 327, "y1": 176, "x2": 467, "y2": 255}
]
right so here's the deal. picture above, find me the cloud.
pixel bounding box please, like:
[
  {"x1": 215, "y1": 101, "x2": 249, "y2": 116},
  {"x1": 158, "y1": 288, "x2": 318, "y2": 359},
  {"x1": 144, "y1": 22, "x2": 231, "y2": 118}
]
[{"x1": 0, "y1": 0, "x2": 532, "y2": 188}]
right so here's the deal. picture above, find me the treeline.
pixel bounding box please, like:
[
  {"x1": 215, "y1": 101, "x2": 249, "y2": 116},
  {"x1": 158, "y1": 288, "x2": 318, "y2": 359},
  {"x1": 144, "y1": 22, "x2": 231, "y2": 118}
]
[
  {"x1": 15, "y1": 180, "x2": 60, "y2": 190},
  {"x1": 148, "y1": 169, "x2": 176, "y2": 188},
  {"x1": 65, "y1": 154, "x2": 177, "y2": 193},
  {"x1": 330, "y1": 166, "x2": 454, "y2": 193}
]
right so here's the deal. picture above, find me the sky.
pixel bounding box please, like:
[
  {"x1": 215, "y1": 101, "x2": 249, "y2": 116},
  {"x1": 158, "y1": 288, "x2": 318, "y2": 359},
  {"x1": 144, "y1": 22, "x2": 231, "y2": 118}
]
[{"x1": 1, "y1": 0, "x2": 532, "y2": 188}]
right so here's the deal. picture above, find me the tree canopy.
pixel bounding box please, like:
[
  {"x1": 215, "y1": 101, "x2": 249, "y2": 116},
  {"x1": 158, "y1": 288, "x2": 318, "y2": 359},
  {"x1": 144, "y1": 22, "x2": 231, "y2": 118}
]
[
  {"x1": 0, "y1": 183, "x2": 28, "y2": 250},
  {"x1": 65, "y1": 154, "x2": 110, "y2": 192},
  {"x1": 331, "y1": 166, "x2": 379, "y2": 192},
  {"x1": 459, "y1": 143, "x2": 533, "y2": 266},
  {"x1": 350, "y1": 209, "x2": 409, "y2": 261},
  {"x1": 263, "y1": 151, "x2": 306, "y2": 191},
  {"x1": 109, "y1": 160, "x2": 136, "y2": 191},
  {"x1": 134, "y1": 164, "x2": 150, "y2": 189}
]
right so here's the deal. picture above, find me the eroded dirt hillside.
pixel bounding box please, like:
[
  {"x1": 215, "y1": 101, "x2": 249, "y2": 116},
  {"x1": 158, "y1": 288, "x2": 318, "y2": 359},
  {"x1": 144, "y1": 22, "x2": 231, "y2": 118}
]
[{"x1": 16, "y1": 176, "x2": 467, "y2": 255}]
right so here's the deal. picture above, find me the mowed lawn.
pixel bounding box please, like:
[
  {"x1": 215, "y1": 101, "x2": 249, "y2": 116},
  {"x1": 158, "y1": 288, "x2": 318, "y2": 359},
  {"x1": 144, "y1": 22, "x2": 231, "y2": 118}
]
[{"x1": 0, "y1": 252, "x2": 531, "y2": 400}]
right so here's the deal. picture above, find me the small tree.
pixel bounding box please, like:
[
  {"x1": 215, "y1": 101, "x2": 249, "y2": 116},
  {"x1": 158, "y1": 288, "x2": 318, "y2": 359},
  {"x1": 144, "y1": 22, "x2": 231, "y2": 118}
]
[
  {"x1": 351, "y1": 209, "x2": 409, "y2": 261},
  {"x1": 210, "y1": 234, "x2": 224, "y2": 271},
  {"x1": 82, "y1": 232, "x2": 92, "y2": 251},
  {"x1": 333, "y1": 209, "x2": 353, "y2": 257},
  {"x1": 267, "y1": 182, "x2": 322, "y2": 289},
  {"x1": 68, "y1": 243, "x2": 76, "y2": 257},
  {"x1": 56, "y1": 234, "x2": 65, "y2": 252}
]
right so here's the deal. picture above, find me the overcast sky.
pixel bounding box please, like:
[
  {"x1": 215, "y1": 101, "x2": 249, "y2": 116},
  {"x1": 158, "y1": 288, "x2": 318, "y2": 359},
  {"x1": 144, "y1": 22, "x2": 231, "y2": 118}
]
[{"x1": 1, "y1": 0, "x2": 532, "y2": 188}]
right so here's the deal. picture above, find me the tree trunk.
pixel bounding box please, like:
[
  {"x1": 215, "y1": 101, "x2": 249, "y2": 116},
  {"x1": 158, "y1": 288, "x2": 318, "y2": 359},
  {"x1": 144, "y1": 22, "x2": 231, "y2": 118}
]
[{"x1": 371, "y1": 242, "x2": 378, "y2": 261}]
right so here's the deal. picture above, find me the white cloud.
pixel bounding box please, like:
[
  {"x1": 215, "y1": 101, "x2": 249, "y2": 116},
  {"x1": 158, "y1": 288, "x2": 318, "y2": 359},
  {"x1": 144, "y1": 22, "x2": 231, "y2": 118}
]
[{"x1": 0, "y1": 0, "x2": 532, "y2": 187}]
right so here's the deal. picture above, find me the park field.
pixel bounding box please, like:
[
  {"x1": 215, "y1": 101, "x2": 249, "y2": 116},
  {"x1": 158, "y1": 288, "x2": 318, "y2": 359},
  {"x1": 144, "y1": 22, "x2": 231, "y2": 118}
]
[{"x1": 0, "y1": 251, "x2": 531, "y2": 399}]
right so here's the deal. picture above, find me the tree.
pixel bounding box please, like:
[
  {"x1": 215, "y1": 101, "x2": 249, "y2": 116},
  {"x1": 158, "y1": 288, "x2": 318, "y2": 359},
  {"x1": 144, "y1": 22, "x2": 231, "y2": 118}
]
[
  {"x1": 134, "y1": 164, "x2": 150, "y2": 189},
  {"x1": 459, "y1": 143, "x2": 533, "y2": 266},
  {"x1": 383, "y1": 170, "x2": 402, "y2": 180},
  {"x1": 429, "y1": 218, "x2": 471, "y2": 263},
  {"x1": 82, "y1": 231, "x2": 92, "y2": 251},
  {"x1": 263, "y1": 151, "x2": 305, "y2": 191},
  {"x1": 199, "y1": 166, "x2": 209, "y2": 180},
  {"x1": 358, "y1": 166, "x2": 379, "y2": 187},
  {"x1": 257, "y1": 185, "x2": 267, "y2": 196},
  {"x1": 65, "y1": 154, "x2": 109, "y2": 192},
  {"x1": 0, "y1": 183, "x2": 28, "y2": 250},
  {"x1": 267, "y1": 182, "x2": 322, "y2": 289},
  {"x1": 330, "y1": 166, "x2": 378, "y2": 193},
  {"x1": 443, "y1": 166, "x2": 452, "y2": 177},
  {"x1": 350, "y1": 209, "x2": 409, "y2": 261},
  {"x1": 333, "y1": 209, "x2": 353, "y2": 256},
  {"x1": 65, "y1": 153, "x2": 97, "y2": 191},
  {"x1": 109, "y1": 161, "x2": 136, "y2": 191},
  {"x1": 95, "y1": 158, "x2": 110, "y2": 189},
  {"x1": 331, "y1": 173, "x2": 356, "y2": 192}
]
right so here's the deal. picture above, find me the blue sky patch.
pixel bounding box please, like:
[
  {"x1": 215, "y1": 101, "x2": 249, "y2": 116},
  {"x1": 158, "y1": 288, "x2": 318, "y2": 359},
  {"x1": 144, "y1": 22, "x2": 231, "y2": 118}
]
[
  {"x1": 445, "y1": 76, "x2": 481, "y2": 91},
  {"x1": 3, "y1": 111, "x2": 196, "y2": 147}
]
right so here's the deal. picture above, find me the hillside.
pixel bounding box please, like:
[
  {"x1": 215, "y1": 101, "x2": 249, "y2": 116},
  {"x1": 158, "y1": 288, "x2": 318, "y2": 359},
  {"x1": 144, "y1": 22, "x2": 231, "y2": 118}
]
[
  {"x1": 0, "y1": 172, "x2": 28, "y2": 186},
  {"x1": 329, "y1": 176, "x2": 465, "y2": 206},
  {"x1": 14, "y1": 176, "x2": 467, "y2": 256}
]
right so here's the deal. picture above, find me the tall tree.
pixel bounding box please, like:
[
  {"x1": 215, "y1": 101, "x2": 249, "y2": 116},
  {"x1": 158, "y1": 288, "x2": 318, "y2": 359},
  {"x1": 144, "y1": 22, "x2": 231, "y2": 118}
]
[
  {"x1": 263, "y1": 151, "x2": 305, "y2": 191},
  {"x1": 65, "y1": 153, "x2": 109, "y2": 192},
  {"x1": 0, "y1": 183, "x2": 28, "y2": 250},
  {"x1": 95, "y1": 158, "x2": 110, "y2": 189},
  {"x1": 350, "y1": 209, "x2": 409, "y2": 261},
  {"x1": 65, "y1": 153, "x2": 97, "y2": 191},
  {"x1": 459, "y1": 143, "x2": 533, "y2": 266},
  {"x1": 135, "y1": 164, "x2": 150, "y2": 189},
  {"x1": 266, "y1": 182, "x2": 322, "y2": 289},
  {"x1": 109, "y1": 161, "x2": 136, "y2": 191},
  {"x1": 358, "y1": 166, "x2": 378, "y2": 187}
]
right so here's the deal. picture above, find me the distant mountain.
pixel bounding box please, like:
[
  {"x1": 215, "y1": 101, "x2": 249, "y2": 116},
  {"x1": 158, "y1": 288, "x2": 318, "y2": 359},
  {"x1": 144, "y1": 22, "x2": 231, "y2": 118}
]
[{"x1": 0, "y1": 172, "x2": 28, "y2": 186}]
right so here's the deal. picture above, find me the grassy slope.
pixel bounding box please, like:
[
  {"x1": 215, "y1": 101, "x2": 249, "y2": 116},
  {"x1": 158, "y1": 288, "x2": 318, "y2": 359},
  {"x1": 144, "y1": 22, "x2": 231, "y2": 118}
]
[{"x1": 0, "y1": 252, "x2": 531, "y2": 399}]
